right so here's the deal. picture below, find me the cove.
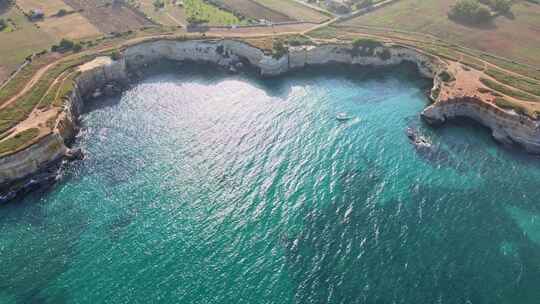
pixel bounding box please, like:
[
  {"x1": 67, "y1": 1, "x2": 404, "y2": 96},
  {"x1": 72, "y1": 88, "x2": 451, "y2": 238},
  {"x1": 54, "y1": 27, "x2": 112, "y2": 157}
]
[{"x1": 1, "y1": 64, "x2": 540, "y2": 303}]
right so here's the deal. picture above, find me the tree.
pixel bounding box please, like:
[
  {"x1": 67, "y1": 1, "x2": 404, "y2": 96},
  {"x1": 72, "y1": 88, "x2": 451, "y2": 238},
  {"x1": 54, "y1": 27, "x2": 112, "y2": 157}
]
[
  {"x1": 449, "y1": 0, "x2": 492, "y2": 24},
  {"x1": 491, "y1": 0, "x2": 512, "y2": 13}
]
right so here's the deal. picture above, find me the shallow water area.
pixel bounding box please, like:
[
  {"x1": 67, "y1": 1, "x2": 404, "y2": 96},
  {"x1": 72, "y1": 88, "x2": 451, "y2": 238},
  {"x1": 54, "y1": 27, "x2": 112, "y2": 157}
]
[{"x1": 1, "y1": 64, "x2": 540, "y2": 304}]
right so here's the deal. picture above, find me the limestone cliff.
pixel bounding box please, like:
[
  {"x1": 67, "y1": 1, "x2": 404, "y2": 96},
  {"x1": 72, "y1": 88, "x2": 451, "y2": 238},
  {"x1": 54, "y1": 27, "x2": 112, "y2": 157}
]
[{"x1": 1, "y1": 38, "x2": 538, "y2": 200}]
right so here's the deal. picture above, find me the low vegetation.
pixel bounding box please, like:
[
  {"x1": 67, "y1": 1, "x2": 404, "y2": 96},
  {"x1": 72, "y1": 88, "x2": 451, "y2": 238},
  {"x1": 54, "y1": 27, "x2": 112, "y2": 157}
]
[
  {"x1": 0, "y1": 19, "x2": 7, "y2": 31},
  {"x1": 484, "y1": 68, "x2": 540, "y2": 97},
  {"x1": 494, "y1": 97, "x2": 540, "y2": 119},
  {"x1": 438, "y1": 70, "x2": 455, "y2": 83},
  {"x1": 184, "y1": 0, "x2": 242, "y2": 25},
  {"x1": 350, "y1": 37, "x2": 383, "y2": 56},
  {"x1": 272, "y1": 39, "x2": 288, "y2": 59},
  {"x1": 51, "y1": 38, "x2": 83, "y2": 53},
  {"x1": 153, "y1": 0, "x2": 165, "y2": 9},
  {"x1": 0, "y1": 128, "x2": 39, "y2": 157},
  {"x1": 480, "y1": 78, "x2": 539, "y2": 102}
]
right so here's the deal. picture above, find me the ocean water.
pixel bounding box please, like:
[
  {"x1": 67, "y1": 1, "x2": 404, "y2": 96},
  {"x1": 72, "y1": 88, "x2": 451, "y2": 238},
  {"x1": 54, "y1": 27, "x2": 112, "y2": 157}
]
[{"x1": 1, "y1": 64, "x2": 540, "y2": 304}]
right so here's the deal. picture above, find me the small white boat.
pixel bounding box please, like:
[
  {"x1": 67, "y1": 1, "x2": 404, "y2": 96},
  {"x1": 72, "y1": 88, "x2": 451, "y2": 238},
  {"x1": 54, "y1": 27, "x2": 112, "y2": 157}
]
[{"x1": 336, "y1": 112, "x2": 353, "y2": 121}]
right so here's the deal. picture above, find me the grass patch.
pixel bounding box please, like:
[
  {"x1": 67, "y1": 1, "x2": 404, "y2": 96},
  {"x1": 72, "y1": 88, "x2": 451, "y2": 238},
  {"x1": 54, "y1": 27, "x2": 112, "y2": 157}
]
[
  {"x1": 0, "y1": 128, "x2": 39, "y2": 157},
  {"x1": 479, "y1": 78, "x2": 539, "y2": 102},
  {"x1": 0, "y1": 53, "x2": 104, "y2": 136},
  {"x1": 0, "y1": 55, "x2": 53, "y2": 107},
  {"x1": 485, "y1": 68, "x2": 540, "y2": 97},
  {"x1": 0, "y1": 4, "x2": 54, "y2": 73},
  {"x1": 494, "y1": 97, "x2": 540, "y2": 119},
  {"x1": 184, "y1": 0, "x2": 243, "y2": 25}
]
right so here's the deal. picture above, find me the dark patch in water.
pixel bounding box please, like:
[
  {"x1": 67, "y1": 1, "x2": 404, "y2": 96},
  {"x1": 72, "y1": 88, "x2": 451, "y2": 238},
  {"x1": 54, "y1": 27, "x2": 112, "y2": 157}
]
[{"x1": 285, "y1": 180, "x2": 539, "y2": 303}]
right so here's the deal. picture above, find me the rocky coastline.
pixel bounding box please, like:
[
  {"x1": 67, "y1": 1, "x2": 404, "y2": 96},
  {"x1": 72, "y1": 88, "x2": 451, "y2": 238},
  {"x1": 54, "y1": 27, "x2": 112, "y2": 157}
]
[{"x1": 1, "y1": 38, "x2": 538, "y2": 203}]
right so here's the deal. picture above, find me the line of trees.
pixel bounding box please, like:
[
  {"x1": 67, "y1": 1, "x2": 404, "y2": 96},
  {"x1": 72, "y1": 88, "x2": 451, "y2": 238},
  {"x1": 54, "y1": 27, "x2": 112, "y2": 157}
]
[{"x1": 51, "y1": 38, "x2": 82, "y2": 53}]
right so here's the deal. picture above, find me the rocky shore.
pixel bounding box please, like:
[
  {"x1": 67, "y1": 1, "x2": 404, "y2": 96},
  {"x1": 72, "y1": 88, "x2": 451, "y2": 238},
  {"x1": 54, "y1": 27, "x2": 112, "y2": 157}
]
[{"x1": 1, "y1": 38, "x2": 538, "y2": 202}]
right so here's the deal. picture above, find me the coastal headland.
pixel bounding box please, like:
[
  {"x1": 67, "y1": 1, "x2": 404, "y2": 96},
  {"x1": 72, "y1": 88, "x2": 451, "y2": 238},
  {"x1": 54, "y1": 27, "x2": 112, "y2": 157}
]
[{"x1": 0, "y1": 30, "x2": 539, "y2": 202}]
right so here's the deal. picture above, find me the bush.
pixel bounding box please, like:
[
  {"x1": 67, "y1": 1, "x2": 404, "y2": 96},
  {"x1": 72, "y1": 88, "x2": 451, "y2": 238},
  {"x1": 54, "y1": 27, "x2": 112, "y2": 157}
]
[
  {"x1": 51, "y1": 38, "x2": 81, "y2": 53},
  {"x1": 352, "y1": 38, "x2": 382, "y2": 49},
  {"x1": 272, "y1": 40, "x2": 287, "y2": 59},
  {"x1": 72, "y1": 43, "x2": 82, "y2": 52},
  {"x1": 449, "y1": 0, "x2": 493, "y2": 24},
  {"x1": 438, "y1": 70, "x2": 455, "y2": 82},
  {"x1": 153, "y1": 0, "x2": 165, "y2": 9},
  {"x1": 0, "y1": 19, "x2": 6, "y2": 31},
  {"x1": 350, "y1": 38, "x2": 383, "y2": 57},
  {"x1": 57, "y1": 8, "x2": 68, "y2": 16},
  {"x1": 111, "y1": 50, "x2": 121, "y2": 60},
  {"x1": 491, "y1": 0, "x2": 512, "y2": 13}
]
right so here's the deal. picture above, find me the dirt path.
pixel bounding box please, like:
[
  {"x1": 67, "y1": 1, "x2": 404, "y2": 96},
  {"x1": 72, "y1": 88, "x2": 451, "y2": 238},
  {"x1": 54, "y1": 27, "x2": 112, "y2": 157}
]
[
  {"x1": 0, "y1": 61, "x2": 58, "y2": 110},
  {"x1": 2, "y1": 23, "x2": 538, "y2": 136}
]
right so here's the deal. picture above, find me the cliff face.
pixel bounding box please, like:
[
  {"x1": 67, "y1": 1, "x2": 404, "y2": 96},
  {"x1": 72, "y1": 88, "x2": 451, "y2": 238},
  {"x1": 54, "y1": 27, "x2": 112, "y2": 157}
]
[
  {"x1": 422, "y1": 98, "x2": 540, "y2": 153},
  {"x1": 121, "y1": 40, "x2": 439, "y2": 79},
  {"x1": 1, "y1": 38, "x2": 538, "y2": 197},
  {"x1": 0, "y1": 57, "x2": 127, "y2": 191}
]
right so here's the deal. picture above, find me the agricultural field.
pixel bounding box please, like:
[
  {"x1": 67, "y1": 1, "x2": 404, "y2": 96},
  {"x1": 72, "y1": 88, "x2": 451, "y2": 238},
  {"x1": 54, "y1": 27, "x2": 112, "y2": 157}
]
[
  {"x1": 251, "y1": 0, "x2": 330, "y2": 23},
  {"x1": 183, "y1": 0, "x2": 245, "y2": 25},
  {"x1": 131, "y1": 0, "x2": 187, "y2": 26},
  {"x1": 37, "y1": 13, "x2": 102, "y2": 40},
  {"x1": 16, "y1": 0, "x2": 73, "y2": 17},
  {"x1": 62, "y1": 0, "x2": 155, "y2": 33},
  {"x1": 0, "y1": 3, "x2": 55, "y2": 82},
  {"x1": 218, "y1": 0, "x2": 293, "y2": 22},
  {"x1": 338, "y1": 0, "x2": 540, "y2": 66}
]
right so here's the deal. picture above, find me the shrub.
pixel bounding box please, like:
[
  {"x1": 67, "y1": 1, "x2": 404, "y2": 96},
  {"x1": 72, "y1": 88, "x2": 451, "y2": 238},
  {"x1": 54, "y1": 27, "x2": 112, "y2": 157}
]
[
  {"x1": 352, "y1": 38, "x2": 382, "y2": 49},
  {"x1": 153, "y1": 0, "x2": 165, "y2": 9},
  {"x1": 0, "y1": 128, "x2": 40, "y2": 156},
  {"x1": 57, "y1": 9, "x2": 68, "y2": 16},
  {"x1": 449, "y1": 0, "x2": 493, "y2": 24},
  {"x1": 438, "y1": 70, "x2": 455, "y2": 82},
  {"x1": 72, "y1": 43, "x2": 82, "y2": 52},
  {"x1": 350, "y1": 38, "x2": 383, "y2": 57},
  {"x1": 287, "y1": 36, "x2": 312, "y2": 46},
  {"x1": 0, "y1": 19, "x2": 6, "y2": 31},
  {"x1": 51, "y1": 38, "x2": 83, "y2": 53},
  {"x1": 111, "y1": 50, "x2": 121, "y2": 60},
  {"x1": 272, "y1": 39, "x2": 287, "y2": 59},
  {"x1": 491, "y1": 0, "x2": 512, "y2": 13}
]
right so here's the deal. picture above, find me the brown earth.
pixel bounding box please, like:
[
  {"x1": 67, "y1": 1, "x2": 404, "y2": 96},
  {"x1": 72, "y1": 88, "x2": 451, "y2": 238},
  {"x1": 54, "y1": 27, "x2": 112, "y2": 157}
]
[
  {"x1": 220, "y1": 0, "x2": 292, "y2": 22},
  {"x1": 62, "y1": 0, "x2": 155, "y2": 33}
]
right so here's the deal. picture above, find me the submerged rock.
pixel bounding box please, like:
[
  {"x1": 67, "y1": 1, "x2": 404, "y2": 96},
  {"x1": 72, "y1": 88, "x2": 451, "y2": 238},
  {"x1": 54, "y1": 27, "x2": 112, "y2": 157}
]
[{"x1": 65, "y1": 148, "x2": 84, "y2": 161}]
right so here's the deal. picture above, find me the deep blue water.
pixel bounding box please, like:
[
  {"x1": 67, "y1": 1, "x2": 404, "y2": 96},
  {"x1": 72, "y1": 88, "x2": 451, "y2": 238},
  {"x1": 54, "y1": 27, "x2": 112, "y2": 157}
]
[{"x1": 1, "y1": 64, "x2": 539, "y2": 304}]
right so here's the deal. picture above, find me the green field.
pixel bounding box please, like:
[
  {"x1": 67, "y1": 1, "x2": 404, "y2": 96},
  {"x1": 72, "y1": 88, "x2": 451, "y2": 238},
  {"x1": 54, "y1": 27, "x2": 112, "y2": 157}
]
[{"x1": 184, "y1": 0, "x2": 245, "y2": 25}]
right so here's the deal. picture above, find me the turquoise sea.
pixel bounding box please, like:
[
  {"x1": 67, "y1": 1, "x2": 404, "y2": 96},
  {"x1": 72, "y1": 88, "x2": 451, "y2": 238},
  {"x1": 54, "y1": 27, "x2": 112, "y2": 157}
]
[{"x1": 1, "y1": 64, "x2": 539, "y2": 303}]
